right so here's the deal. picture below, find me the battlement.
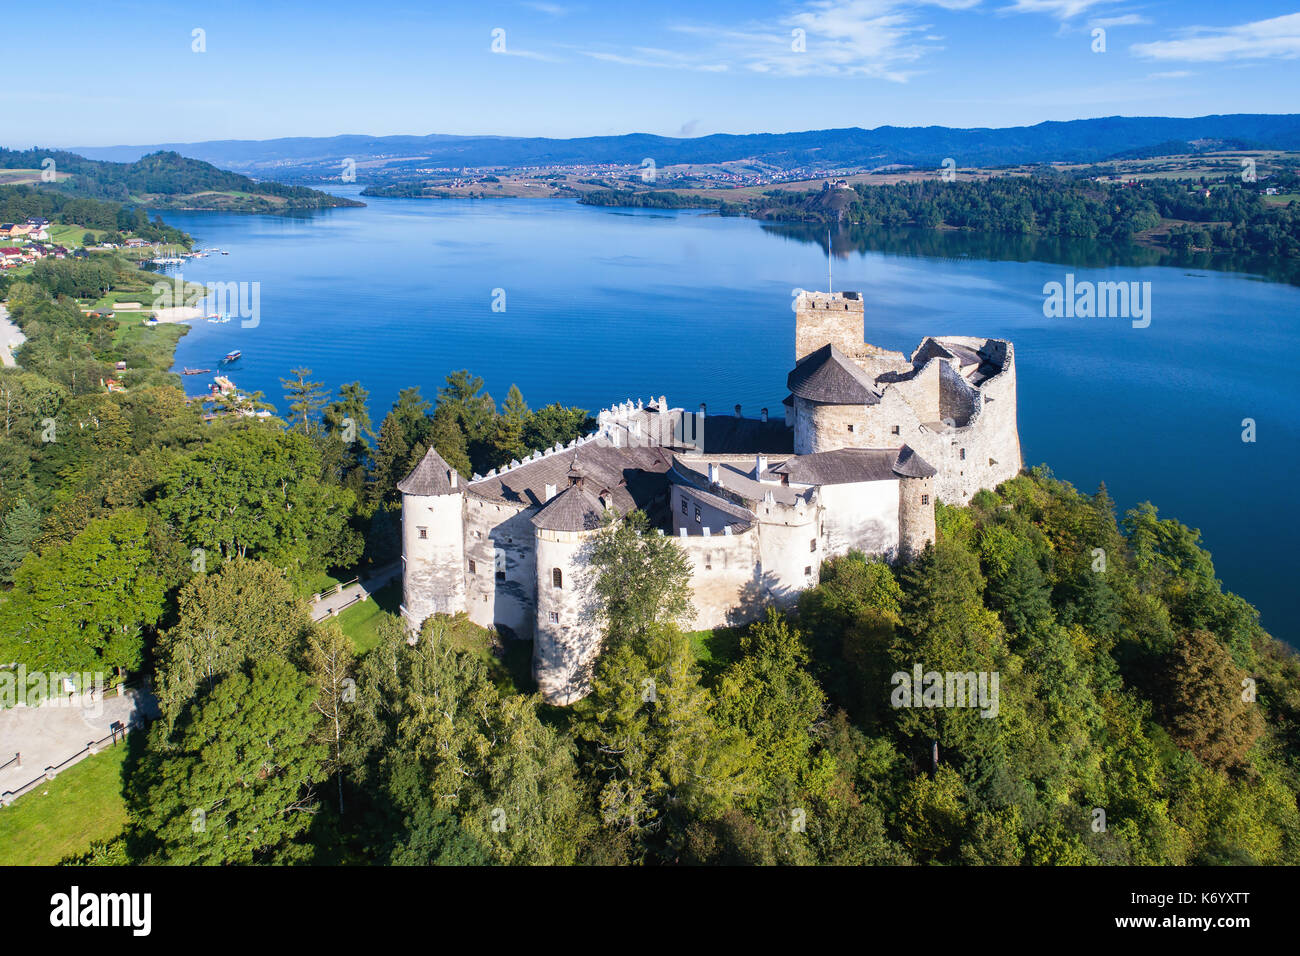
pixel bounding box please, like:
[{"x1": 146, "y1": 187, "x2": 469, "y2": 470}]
[{"x1": 796, "y1": 290, "x2": 863, "y2": 311}]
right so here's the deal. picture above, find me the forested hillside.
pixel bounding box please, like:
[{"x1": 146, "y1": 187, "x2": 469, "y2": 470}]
[{"x1": 0, "y1": 148, "x2": 362, "y2": 211}]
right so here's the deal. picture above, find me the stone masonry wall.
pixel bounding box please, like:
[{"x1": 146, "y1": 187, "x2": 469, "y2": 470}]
[
  {"x1": 401, "y1": 491, "x2": 466, "y2": 630},
  {"x1": 819, "y1": 479, "x2": 900, "y2": 559},
  {"x1": 534, "y1": 528, "x2": 603, "y2": 704},
  {"x1": 898, "y1": 475, "x2": 936, "y2": 560},
  {"x1": 795, "y1": 294, "x2": 864, "y2": 362},
  {"x1": 463, "y1": 497, "x2": 537, "y2": 640}
]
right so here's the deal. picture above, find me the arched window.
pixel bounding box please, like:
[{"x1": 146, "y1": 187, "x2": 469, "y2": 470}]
[{"x1": 552, "y1": 567, "x2": 563, "y2": 589}]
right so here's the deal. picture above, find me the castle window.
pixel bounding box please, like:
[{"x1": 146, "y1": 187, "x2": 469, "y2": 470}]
[
  {"x1": 681, "y1": 498, "x2": 687, "y2": 515},
  {"x1": 549, "y1": 611, "x2": 559, "y2": 624},
  {"x1": 804, "y1": 566, "x2": 813, "y2": 577},
  {"x1": 469, "y1": 559, "x2": 476, "y2": 574},
  {"x1": 960, "y1": 448, "x2": 966, "y2": 460},
  {"x1": 847, "y1": 424, "x2": 855, "y2": 434},
  {"x1": 809, "y1": 539, "x2": 817, "y2": 552},
  {"x1": 704, "y1": 552, "x2": 712, "y2": 570},
  {"x1": 694, "y1": 505, "x2": 701, "y2": 524},
  {"x1": 552, "y1": 567, "x2": 563, "y2": 589},
  {"x1": 921, "y1": 495, "x2": 930, "y2": 506},
  {"x1": 417, "y1": 527, "x2": 427, "y2": 539},
  {"x1": 891, "y1": 425, "x2": 900, "y2": 435},
  {"x1": 988, "y1": 458, "x2": 997, "y2": 466}
]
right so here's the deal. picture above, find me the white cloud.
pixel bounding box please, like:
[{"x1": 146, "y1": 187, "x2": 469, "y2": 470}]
[
  {"x1": 500, "y1": 48, "x2": 566, "y2": 63},
  {"x1": 1147, "y1": 70, "x2": 1192, "y2": 78},
  {"x1": 653, "y1": 1, "x2": 985, "y2": 81},
  {"x1": 1089, "y1": 14, "x2": 1150, "y2": 29},
  {"x1": 1131, "y1": 12, "x2": 1300, "y2": 61},
  {"x1": 582, "y1": 48, "x2": 728, "y2": 72},
  {"x1": 999, "y1": 0, "x2": 1118, "y2": 18}
]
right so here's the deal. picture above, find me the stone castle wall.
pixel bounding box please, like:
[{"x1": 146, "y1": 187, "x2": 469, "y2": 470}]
[
  {"x1": 674, "y1": 530, "x2": 763, "y2": 630},
  {"x1": 401, "y1": 491, "x2": 466, "y2": 629},
  {"x1": 819, "y1": 479, "x2": 901, "y2": 560},
  {"x1": 794, "y1": 397, "x2": 871, "y2": 455},
  {"x1": 795, "y1": 292, "x2": 864, "y2": 362},
  {"x1": 463, "y1": 498, "x2": 536, "y2": 640},
  {"x1": 898, "y1": 475, "x2": 936, "y2": 560},
  {"x1": 534, "y1": 528, "x2": 604, "y2": 703}
]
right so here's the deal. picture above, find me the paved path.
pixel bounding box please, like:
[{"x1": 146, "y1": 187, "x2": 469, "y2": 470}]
[
  {"x1": 0, "y1": 304, "x2": 24, "y2": 367},
  {"x1": 310, "y1": 561, "x2": 401, "y2": 622},
  {"x1": 0, "y1": 688, "x2": 158, "y2": 796}
]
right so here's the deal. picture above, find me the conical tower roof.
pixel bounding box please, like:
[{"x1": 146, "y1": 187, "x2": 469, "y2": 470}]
[{"x1": 397, "y1": 446, "x2": 463, "y2": 495}]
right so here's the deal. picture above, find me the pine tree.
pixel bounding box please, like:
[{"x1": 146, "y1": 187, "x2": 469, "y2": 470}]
[
  {"x1": 0, "y1": 498, "x2": 41, "y2": 583},
  {"x1": 280, "y1": 367, "x2": 330, "y2": 437}
]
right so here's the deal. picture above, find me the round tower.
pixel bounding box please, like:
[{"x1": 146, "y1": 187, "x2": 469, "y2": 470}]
[
  {"x1": 893, "y1": 446, "x2": 937, "y2": 562},
  {"x1": 531, "y1": 457, "x2": 607, "y2": 705},
  {"x1": 397, "y1": 447, "x2": 466, "y2": 631}
]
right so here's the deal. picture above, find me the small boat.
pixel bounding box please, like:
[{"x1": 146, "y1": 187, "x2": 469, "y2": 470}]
[
  {"x1": 220, "y1": 350, "x2": 242, "y2": 363},
  {"x1": 182, "y1": 367, "x2": 211, "y2": 375}
]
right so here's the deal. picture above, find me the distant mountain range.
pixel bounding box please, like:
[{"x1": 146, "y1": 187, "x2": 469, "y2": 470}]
[{"x1": 65, "y1": 114, "x2": 1300, "y2": 181}]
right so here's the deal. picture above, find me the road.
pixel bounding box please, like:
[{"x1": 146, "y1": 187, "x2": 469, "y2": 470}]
[
  {"x1": 310, "y1": 562, "x2": 401, "y2": 622},
  {"x1": 0, "y1": 304, "x2": 24, "y2": 367}
]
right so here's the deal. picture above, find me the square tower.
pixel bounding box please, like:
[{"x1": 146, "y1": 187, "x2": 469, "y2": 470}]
[{"x1": 795, "y1": 290, "x2": 864, "y2": 363}]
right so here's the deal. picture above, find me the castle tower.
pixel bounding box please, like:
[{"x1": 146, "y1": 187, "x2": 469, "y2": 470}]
[
  {"x1": 397, "y1": 447, "x2": 466, "y2": 630},
  {"x1": 531, "y1": 460, "x2": 608, "y2": 704},
  {"x1": 795, "y1": 290, "x2": 864, "y2": 363},
  {"x1": 894, "y1": 446, "x2": 937, "y2": 561}
]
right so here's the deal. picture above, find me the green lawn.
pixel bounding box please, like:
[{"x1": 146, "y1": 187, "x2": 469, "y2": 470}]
[
  {"x1": 111, "y1": 320, "x2": 187, "y2": 375},
  {"x1": 0, "y1": 745, "x2": 128, "y2": 866},
  {"x1": 336, "y1": 580, "x2": 402, "y2": 654},
  {"x1": 46, "y1": 224, "x2": 101, "y2": 248}
]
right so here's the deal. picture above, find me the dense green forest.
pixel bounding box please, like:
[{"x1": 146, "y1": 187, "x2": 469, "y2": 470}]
[
  {"x1": 577, "y1": 189, "x2": 723, "y2": 210},
  {"x1": 2, "y1": 250, "x2": 1297, "y2": 867},
  {"x1": 0, "y1": 148, "x2": 362, "y2": 210},
  {"x1": 80, "y1": 471, "x2": 1300, "y2": 866},
  {"x1": 583, "y1": 171, "x2": 1300, "y2": 260}
]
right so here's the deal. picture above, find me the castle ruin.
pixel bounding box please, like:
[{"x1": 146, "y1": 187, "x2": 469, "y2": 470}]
[{"x1": 399, "y1": 289, "x2": 1021, "y2": 704}]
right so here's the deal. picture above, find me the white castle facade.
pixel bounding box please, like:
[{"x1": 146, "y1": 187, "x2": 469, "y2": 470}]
[{"x1": 399, "y1": 290, "x2": 1022, "y2": 704}]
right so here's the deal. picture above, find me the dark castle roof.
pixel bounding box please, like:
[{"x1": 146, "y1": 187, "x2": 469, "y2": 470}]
[
  {"x1": 468, "y1": 443, "x2": 671, "y2": 513},
  {"x1": 770, "y1": 445, "x2": 936, "y2": 484},
  {"x1": 397, "y1": 447, "x2": 462, "y2": 496},
  {"x1": 787, "y1": 343, "x2": 881, "y2": 405},
  {"x1": 892, "y1": 445, "x2": 938, "y2": 478},
  {"x1": 695, "y1": 413, "x2": 794, "y2": 454},
  {"x1": 530, "y1": 484, "x2": 608, "y2": 532}
]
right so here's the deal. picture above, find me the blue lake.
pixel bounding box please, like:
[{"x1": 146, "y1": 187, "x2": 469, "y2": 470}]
[{"x1": 159, "y1": 187, "x2": 1300, "y2": 646}]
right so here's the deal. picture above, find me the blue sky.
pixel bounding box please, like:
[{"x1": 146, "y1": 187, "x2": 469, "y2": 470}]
[{"x1": 6, "y1": 1, "x2": 1299, "y2": 146}]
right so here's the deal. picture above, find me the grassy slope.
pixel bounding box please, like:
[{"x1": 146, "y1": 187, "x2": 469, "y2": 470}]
[
  {"x1": 0, "y1": 745, "x2": 127, "y2": 866},
  {"x1": 336, "y1": 580, "x2": 401, "y2": 654}
]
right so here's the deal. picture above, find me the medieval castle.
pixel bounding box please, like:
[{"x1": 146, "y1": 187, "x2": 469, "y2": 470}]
[{"x1": 399, "y1": 290, "x2": 1022, "y2": 704}]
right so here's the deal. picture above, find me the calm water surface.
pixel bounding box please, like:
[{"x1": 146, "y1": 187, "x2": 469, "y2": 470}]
[{"x1": 158, "y1": 188, "x2": 1300, "y2": 646}]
